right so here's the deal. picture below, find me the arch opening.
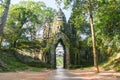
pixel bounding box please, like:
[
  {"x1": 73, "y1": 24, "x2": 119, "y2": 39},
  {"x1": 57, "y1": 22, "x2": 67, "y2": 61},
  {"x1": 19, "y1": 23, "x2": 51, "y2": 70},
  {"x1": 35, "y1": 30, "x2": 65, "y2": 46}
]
[{"x1": 55, "y1": 39, "x2": 66, "y2": 68}]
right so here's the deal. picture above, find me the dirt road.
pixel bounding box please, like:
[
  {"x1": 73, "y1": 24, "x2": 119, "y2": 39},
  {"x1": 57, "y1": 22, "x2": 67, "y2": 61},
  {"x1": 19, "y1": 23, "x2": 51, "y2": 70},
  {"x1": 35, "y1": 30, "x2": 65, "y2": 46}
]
[{"x1": 0, "y1": 68, "x2": 120, "y2": 80}]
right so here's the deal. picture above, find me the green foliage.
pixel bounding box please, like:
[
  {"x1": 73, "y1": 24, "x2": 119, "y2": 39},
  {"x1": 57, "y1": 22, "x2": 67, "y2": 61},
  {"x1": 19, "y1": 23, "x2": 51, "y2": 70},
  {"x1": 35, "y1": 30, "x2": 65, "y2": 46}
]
[
  {"x1": 0, "y1": 4, "x2": 4, "y2": 15},
  {"x1": 17, "y1": 40, "x2": 41, "y2": 49},
  {"x1": 116, "y1": 66, "x2": 120, "y2": 72},
  {"x1": 95, "y1": 0, "x2": 120, "y2": 56},
  {"x1": 28, "y1": 67, "x2": 43, "y2": 72},
  {"x1": 69, "y1": 65, "x2": 84, "y2": 69},
  {"x1": 0, "y1": 0, "x2": 10, "y2": 15},
  {"x1": 71, "y1": 47, "x2": 79, "y2": 54},
  {"x1": 2, "y1": 0, "x2": 55, "y2": 48},
  {"x1": 102, "y1": 52, "x2": 120, "y2": 72},
  {"x1": 3, "y1": 5, "x2": 37, "y2": 47},
  {"x1": 18, "y1": 0, "x2": 55, "y2": 23},
  {"x1": 0, "y1": 49, "x2": 49, "y2": 72},
  {"x1": 56, "y1": 56, "x2": 63, "y2": 66},
  {"x1": 42, "y1": 47, "x2": 49, "y2": 54},
  {"x1": 0, "y1": 49, "x2": 28, "y2": 71}
]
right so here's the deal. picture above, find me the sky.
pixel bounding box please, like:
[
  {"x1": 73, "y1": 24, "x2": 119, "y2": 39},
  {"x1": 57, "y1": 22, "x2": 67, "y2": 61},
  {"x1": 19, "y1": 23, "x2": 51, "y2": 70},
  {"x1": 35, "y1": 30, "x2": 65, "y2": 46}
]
[{"x1": 11, "y1": 0, "x2": 71, "y2": 21}]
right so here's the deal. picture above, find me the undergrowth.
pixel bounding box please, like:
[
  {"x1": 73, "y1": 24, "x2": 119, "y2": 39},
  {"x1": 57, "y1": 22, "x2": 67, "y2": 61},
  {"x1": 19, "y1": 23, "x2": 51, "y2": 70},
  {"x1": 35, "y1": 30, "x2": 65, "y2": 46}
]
[{"x1": 0, "y1": 49, "x2": 46, "y2": 72}]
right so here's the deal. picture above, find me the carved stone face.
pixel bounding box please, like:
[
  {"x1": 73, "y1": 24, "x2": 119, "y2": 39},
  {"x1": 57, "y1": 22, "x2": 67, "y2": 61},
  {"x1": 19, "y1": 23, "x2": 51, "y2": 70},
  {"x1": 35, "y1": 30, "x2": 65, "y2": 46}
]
[
  {"x1": 56, "y1": 8, "x2": 66, "y2": 21},
  {"x1": 43, "y1": 8, "x2": 67, "y2": 39}
]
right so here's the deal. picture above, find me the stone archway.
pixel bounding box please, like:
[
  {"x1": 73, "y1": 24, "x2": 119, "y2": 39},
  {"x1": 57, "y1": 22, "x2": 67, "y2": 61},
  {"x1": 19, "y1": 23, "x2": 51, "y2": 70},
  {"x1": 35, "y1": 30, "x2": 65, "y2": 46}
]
[
  {"x1": 42, "y1": 8, "x2": 75, "y2": 69},
  {"x1": 50, "y1": 33, "x2": 70, "y2": 69}
]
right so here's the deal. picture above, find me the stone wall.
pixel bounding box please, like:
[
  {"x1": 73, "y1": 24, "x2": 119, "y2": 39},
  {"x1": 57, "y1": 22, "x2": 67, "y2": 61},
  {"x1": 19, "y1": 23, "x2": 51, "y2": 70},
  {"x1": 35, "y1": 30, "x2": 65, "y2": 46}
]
[{"x1": 14, "y1": 49, "x2": 43, "y2": 65}]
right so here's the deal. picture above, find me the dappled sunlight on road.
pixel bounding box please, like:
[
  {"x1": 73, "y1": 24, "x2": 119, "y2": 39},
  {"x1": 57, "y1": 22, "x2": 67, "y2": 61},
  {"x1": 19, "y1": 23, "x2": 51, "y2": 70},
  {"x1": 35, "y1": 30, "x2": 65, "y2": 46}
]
[
  {"x1": 0, "y1": 71, "x2": 51, "y2": 80},
  {"x1": 0, "y1": 68, "x2": 120, "y2": 80},
  {"x1": 46, "y1": 66, "x2": 82, "y2": 80},
  {"x1": 69, "y1": 70, "x2": 120, "y2": 80}
]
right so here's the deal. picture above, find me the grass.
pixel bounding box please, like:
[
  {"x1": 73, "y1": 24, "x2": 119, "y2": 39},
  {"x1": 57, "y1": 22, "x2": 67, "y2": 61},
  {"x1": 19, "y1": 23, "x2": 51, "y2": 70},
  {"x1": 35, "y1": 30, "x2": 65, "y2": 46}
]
[
  {"x1": 56, "y1": 56, "x2": 63, "y2": 66},
  {"x1": 27, "y1": 67, "x2": 45, "y2": 72},
  {"x1": 0, "y1": 49, "x2": 27, "y2": 71},
  {"x1": 100, "y1": 52, "x2": 120, "y2": 72}
]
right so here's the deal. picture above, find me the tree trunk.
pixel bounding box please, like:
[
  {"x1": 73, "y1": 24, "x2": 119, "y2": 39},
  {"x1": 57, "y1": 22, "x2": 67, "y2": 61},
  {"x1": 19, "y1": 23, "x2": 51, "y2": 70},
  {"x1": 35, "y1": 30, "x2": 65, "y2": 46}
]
[
  {"x1": 0, "y1": 36, "x2": 3, "y2": 48},
  {"x1": 13, "y1": 40, "x2": 17, "y2": 48},
  {"x1": 0, "y1": 0, "x2": 11, "y2": 43},
  {"x1": 75, "y1": 53, "x2": 77, "y2": 65},
  {"x1": 88, "y1": 0, "x2": 99, "y2": 73}
]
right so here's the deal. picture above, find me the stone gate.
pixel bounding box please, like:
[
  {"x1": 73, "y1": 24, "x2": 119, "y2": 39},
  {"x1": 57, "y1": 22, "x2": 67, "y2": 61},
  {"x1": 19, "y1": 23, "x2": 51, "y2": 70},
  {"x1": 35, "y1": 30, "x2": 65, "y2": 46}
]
[{"x1": 43, "y1": 8, "x2": 76, "y2": 69}]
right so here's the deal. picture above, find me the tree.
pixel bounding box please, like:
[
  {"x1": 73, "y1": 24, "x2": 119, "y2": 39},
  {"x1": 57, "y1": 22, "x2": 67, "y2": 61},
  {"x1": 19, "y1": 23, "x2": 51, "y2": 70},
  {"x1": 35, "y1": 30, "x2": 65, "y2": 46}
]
[
  {"x1": 2, "y1": 0, "x2": 55, "y2": 48},
  {"x1": 95, "y1": 0, "x2": 120, "y2": 55},
  {"x1": 88, "y1": 0, "x2": 99, "y2": 73},
  {"x1": 62, "y1": 0, "x2": 99, "y2": 73},
  {"x1": 0, "y1": 0, "x2": 11, "y2": 43},
  {"x1": 4, "y1": 6, "x2": 36, "y2": 47},
  {"x1": 18, "y1": 0, "x2": 55, "y2": 40}
]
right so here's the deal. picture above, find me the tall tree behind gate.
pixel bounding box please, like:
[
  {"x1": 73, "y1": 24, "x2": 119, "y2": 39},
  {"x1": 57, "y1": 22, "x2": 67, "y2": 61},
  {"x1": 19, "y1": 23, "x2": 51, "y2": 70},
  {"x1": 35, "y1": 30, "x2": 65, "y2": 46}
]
[{"x1": 0, "y1": 0, "x2": 11, "y2": 44}]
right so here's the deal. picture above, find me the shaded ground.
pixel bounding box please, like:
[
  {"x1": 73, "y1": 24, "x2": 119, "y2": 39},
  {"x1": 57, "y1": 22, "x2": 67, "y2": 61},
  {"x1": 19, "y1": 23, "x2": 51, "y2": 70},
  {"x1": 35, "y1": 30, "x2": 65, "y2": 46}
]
[
  {"x1": 68, "y1": 69, "x2": 120, "y2": 80},
  {"x1": 0, "y1": 70, "x2": 51, "y2": 80},
  {"x1": 0, "y1": 67, "x2": 120, "y2": 80}
]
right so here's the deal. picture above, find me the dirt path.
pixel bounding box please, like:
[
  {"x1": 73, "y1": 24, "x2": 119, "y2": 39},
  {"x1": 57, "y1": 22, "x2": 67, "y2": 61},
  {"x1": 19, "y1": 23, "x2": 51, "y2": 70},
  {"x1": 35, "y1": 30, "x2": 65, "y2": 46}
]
[
  {"x1": 45, "y1": 67, "x2": 82, "y2": 80},
  {"x1": 0, "y1": 68, "x2": 120, "y2": 80},
  {"x1": 68, "y1": 69, "x2": 120, "y2": 80},
  {"x1": 0, "y1": 70, "x2": 52, "y2": 80},
  {"x1": 45, "y1": 67, "x2": 120, "y2": 80}
]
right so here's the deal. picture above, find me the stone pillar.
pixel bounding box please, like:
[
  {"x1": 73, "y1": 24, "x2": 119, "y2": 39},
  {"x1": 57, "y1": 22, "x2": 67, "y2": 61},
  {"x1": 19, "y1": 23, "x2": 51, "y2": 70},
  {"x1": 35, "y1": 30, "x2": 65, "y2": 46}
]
[
  {"x1": 50, "y1": 45, "x2": 56, "y2": 69},
  {"x1": 66, "y1": 47, "x2": 70, "y2": 69}
]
